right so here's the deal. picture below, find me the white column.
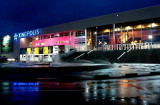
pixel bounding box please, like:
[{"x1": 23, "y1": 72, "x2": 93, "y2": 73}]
[
  {"x1": 132, "y1": 26, "x2": 134, "y2": 41},
  {"x1": 141, "y1": 25, "x2": 143, "y2": 43},
  {"x1": 121, "y1": 26, "x2": 123, "y2": 50},
  {"x1": 40, "y1": 35, "x2": 42, "y2": 47},
  {"x1": 113, "y1": 24, "x2": 115, "y2": 50},
  {"x1": 69, "y1": 30, "x2": 72, "y2": 48},
  {"x1": 85, "y1": 29, "x2": 87, "y2": 51},
  {"x1": 150, "y1": 23, "x2": 153, "y2": 48}
]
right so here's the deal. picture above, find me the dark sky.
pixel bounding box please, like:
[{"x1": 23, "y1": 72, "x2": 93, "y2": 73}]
[{"x1": 0, "y1": 0, "x2": 160, "y2": 36}]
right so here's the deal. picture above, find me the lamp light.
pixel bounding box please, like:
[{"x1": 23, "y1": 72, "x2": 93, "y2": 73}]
[{"x1": 148, "y1": 35, "x2": 152, "y2": 39}]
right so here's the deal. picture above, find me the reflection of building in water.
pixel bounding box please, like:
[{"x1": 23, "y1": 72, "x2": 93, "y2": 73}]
[
  {"x1": 0, "y1": 81, "x2": 40, "y2": 104},
  {"x1": 1, "y1": 79, "x2": 160, "y2": 104},
  {"x1": 83, "y1": 80, "x2": 152, "y2": 104},
  {"x1": 84, "y1": 81, "x2": 117, "y2": 102}
]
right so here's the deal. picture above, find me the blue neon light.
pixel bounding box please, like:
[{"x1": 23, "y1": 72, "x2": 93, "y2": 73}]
[
  {"x1": 14, "y1": 29, "x2": 40, "y2": 40},
  {"x1": 12, "y1": 87, "x2": 39, "y2": 91},
  {"x1": 12, "y1": 82, "x2": 39, "y2": 86},
  {"x1": 12, "y1": 82, "x2": 39, "y2": 91}
]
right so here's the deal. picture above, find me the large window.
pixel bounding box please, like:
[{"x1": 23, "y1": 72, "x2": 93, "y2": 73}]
[
  {"x1": 75, "y1": 30, "x2": 85, "y2": 37},
  {"x1": 151, "y1": 24, "x2": 160, "y2": 42}
]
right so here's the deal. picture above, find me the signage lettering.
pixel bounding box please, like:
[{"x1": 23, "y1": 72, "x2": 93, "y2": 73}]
[{"x1": 14, "y1": 29, "x2": 40, "y2": 40}]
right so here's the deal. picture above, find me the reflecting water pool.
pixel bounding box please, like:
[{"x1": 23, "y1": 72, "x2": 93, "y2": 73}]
[{"x1": 1, "y1": 75, "x2": 160, "y2": 105}]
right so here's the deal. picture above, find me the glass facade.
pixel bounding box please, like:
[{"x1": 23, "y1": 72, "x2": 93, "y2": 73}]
[{"x1": 87, "y1": 21, "x2": 160, "y2": 50}]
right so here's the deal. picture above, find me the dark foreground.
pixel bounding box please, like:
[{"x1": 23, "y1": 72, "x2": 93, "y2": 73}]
[
  {"x1": 1, "y1": 76, "x2": 160, "y2": 105},
  {"x1": 1, "y1": 63, "x2": 160, "y2": 105}
]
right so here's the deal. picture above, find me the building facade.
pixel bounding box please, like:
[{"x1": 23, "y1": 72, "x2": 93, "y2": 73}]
[{"x1": 0, "y1": 5, "x2": 160, "y2": 62}]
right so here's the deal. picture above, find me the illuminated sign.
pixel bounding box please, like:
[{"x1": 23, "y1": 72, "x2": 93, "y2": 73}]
[
  {"x1": 118, "y1": 34, "x2": 128, "y2": 44},
  {"x1": 35, "y1": 47, "x2": 39, "y2": 54},
  {"x1": 43, "y1": 47, "x2": 48, "y2": 54},
  {"x1": 14, "y1": 29, "x2": 40, "y2": 40},
  {"x1": 87, "y1": 37, "x2": 91, "y2": 46},
  {"x1": 1, "y1": 35, "x2": 13, "y2": 53},
  {"x1": 27, "y1": 48, "x2": 31, "y2": 54}
]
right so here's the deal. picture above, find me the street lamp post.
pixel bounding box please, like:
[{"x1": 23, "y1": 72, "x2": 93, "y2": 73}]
[{"x1": 148, "y1": 35, "x2": 153, "y2": 49}]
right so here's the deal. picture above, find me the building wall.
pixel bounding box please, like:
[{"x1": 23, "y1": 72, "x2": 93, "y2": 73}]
[{"x1": 20, "y1": 38, "x2": 30, "y2": 48}]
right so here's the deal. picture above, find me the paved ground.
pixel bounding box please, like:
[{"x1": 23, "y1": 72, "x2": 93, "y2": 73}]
[
  {"x1": 62, "y1": 63, "x2": 160, "y2": 80},
  {"x1": 1, "y1": 75, "x2": 160, "y2": 105},
  {"x1": 1, "y1": 63, "x2": 160, "y2": 105}
]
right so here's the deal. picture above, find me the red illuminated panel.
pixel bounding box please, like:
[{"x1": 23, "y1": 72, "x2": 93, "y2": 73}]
[
  {"x1": 110, "y1": 36, "x2": 113, "y2": 45},
  {"x1": 32, "y1": 36, "x2": 71, "y2": 47}
]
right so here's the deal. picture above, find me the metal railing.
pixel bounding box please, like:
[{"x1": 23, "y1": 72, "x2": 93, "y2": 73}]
[
  {"x1": 97, "y1": 42, "x2": 160, "y2": 51},
  {"x1": 74, "y1": 48, "x2": 96, "y2": 61},
  {"x1": 60, "y1": 48, "x2": 77, "y2": 58},
  {"x1": 87, "y1": 48, "x2": 96, "y2": 55},
  {"x1": 117, "y1": 46, "x2": 134, "y2": 60},
  {"x1": 74, "y1": 53, "x2": 85, "y2": 60}
]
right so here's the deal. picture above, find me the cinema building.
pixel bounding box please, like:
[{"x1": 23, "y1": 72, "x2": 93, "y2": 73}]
[{"x1": 0, "y1": 5, "x2": 160, "y2": 62}]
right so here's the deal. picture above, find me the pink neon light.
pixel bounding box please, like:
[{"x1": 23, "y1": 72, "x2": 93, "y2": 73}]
[{"x1": 32, "y1": 36, "x2": 75, "y2": 47}]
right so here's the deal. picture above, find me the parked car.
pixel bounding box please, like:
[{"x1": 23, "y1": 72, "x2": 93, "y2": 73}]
[{"x1": 0, "y1": 56, "x2": 7, "y2": 62}]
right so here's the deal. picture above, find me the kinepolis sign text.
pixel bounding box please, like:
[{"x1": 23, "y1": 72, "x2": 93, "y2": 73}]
[{"x1": 14, "y1": 29, "x2": 40, "y2": 40}]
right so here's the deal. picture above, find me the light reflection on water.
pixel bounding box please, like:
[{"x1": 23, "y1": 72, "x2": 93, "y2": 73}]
[
  {"x1": 83, "y1": 77, "x2": 160, "y2": 104},
  {"x1": 0, "y1": 76, "x2": 160, "y2": 105}
]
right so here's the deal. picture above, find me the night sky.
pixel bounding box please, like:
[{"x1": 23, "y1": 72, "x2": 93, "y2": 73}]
[{"x1": 0, "y1": 0, "x2": 160, "y2": 36}]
